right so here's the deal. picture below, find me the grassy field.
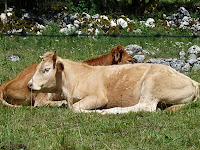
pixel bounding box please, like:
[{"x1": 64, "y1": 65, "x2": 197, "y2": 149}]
[
  {"x1": 0, "y1": 23, "x2": 200, "y2": 149},
  {"x1": 1, "y1": 102, "x2": 200, "y2": 150}
]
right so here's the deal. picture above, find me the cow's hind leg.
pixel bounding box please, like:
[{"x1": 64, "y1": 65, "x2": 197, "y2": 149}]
[
  {"x1": 98, "y1": 77, "x2": 159, "y2": 114},
  {"x1": 98, "y1": 98, "x2": 158, "y2": 114},
  {"x1": 166, "y1": 104, "x2": 185, "y2": 111}
]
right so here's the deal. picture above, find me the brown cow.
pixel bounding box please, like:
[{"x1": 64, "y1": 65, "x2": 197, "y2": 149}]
[
  {"x1": 83, "y1": 45, "x2": 134, "y2": 66},
  {"x1": 0, "y1": 64, "x2": 66, "y2": 107},
  {"x1": 28, "y1": 51, "x2": 199, "y2": 114},
  {"x1": 0, "y1": 45, "x2": 134, "y2": 107}
]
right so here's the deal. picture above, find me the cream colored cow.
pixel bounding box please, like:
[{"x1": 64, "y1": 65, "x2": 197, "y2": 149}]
[
  {"x1": 0, "y1": 45, "x2": 133, "y2": 108},
  {"x1": 28, "y1": 51, "x2": 199, "y2": 114}
]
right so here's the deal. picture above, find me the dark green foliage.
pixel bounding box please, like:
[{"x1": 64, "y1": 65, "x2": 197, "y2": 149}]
[{"x1": 1, "y1": 1, "x2": 199, "y2": 19}]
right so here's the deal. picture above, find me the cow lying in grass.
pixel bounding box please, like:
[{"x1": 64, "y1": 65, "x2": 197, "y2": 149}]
[
  {"x1": 83, "y1": 45, "x2": 134, "y2": 65},
  {"x1": 28, "y1": 51, "x2": 199, "y2": 114},
  {"x1": 0, "y1": 45, "x2": 134, "y2": 107},
  {"x1": 0, "y1": 64, "x2": 66, "y2": 107}
]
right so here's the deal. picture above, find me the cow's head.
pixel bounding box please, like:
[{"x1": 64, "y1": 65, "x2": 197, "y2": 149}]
[
  {"x1": 28, "y1": 51, "x2": 63, "y2": 93},
  {"x1": 111, "y1": 45, "x2": 134, "y2": 65}
]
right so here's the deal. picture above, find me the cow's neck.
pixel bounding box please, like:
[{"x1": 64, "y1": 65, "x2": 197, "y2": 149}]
[{"x1": 60, "y1": 59, "x2": 93, "y2": 97}]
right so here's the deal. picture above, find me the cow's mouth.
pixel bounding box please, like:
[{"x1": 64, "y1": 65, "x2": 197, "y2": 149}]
[
  {"x1": 27, "y1": 83, "x2": 42, "y2": 92},
  {"x1": 27, "y1": 87, "x2": 40, "y2": 93}
]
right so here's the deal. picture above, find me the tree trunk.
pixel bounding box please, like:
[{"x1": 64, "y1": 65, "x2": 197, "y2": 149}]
[{"x1": 4, "y1": 0, "x2": 7, "y2": 12}]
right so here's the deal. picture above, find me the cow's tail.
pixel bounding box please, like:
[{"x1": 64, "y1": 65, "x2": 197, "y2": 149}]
[{"x1": 1, "y1": 99, "x2": 22, "y2": 108}]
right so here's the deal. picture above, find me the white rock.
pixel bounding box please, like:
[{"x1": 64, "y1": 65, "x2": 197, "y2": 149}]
[
  {"x1": 23, "y1": 13, "x2": 30, "y2": 18},
  {"x1": 0, "y1": 13, "x2": 7, "y2": 24},
  {"x1": 170, "y1": 63, "x2": 182, "y2": 71},
  {"x1": 60, "y1": 24, "x2": 76, "y2": 34},
  {"x1": 182, "y1": 63, "x2": 191, "y2": 72},
  {"x1": 7, "y1": 55, "x2": 20, "y2": 61},
  {"x1": 88, "y1": 23, "x2": 93, "y2": 27},
  {"x1": 36, "y1": 31, "x2": 42, "y2": 35},
  {"x1": 73, "y1": 20, "x2": 80, "y2": 28},
  {"x1": 133, "y1": 29, "x2": 142, "y2": 34},
  {"x1": 187, "y1": 54, "x2": 197, "y2": 65},
  {"x1": 193, "y1": 63, "x2": 200, "y2": 71},
  {"x1": 70, "y1": 13, "x2": 79, "y2": 20},
  {"x1": 110, "y1": 20, "x2": 117, "y2": 27},
  {"x1": 82, "y1": 12, "x2": 90, "y2": 20},
  {"x1": 180, "y1": 21, "x2": 189, "y2": 26},
  {"x1": 74, "y1": 23, "x2": 79, "y2": 28},
  {"x1": 74, "y1": 20, "x2": 79, "y2": 24},
  {"x1": 145, "y1": 18, "x2": 155, "y2": 28},
  {"x1": 133, "y1": 55, "x2": 145, "y2": 63},
  {"x1": 179, "y1": 50, "x2": 185, "y2": 59},
  {"x1": 178, "y1": 7, "x2": 190, "y2": 17},
  {"x1": 7, "y1": 7, "x2": 14, "y2": 12},
  {"x1": 7, "y1": 12, "x2": 12, "y2": 17},
  {"x1": 182, "y1": 16, "x2": 191, "y2": 22},
  {"x1": 125, "y1": 44, "x2": 143, "y2": 55},
  {"x1": 36, "y1": 23, "x2": 45, "y2": 29},
  {"x1": 100, "y1": 15, "x2": 109, "y2": 20},
  {"x1": 87, "y1": 28, "x2": 93, "y2": 33},
  {"x1": 92, "y1": 14, "x2": 99, "y2": 19},
  {"x1": 76, "y1": 30, "x2": 82, "y2": 35},
  {"x1": 117, "y1": 18, "x2": 128, "y2": 28},
  {"x1": 188, "y1": 45, "x2": 200, "y2": 54},
  {"x1": 140, "y1": 21, "x2": 145, "y2": 25},
  {"x1": 96, "y1": 19, "x2": 101, "y2": 23},
  {"x1": 192, "y1": 23, "x2": 200, "y2": 31},
  {"x1": 94, "y1": 28, "x2": 100, "y2": 35}
]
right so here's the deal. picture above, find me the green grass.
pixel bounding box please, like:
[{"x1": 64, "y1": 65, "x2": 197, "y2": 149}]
[
  {"x1": 0, "y1": 24, "x2": 200, "y2": 149},
  {"x1": 1, "y1": 102, "x2": 200, "y2": 149}
]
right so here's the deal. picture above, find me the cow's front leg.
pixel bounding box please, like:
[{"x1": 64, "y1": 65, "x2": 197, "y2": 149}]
[{"x1": 71, "y1": 95, "x2": 108, "y2": 113}]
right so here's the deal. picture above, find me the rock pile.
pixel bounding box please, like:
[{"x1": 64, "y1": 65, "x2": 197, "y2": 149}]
[
  {"x1": 0, "y1": 7, "x2": 45, "y2": 34},
  {"x1": 56, "y1": 13, "x2": 136, "y2": 35},
  {"x1": 0, "y1": 6, "x2": 199, "y2": 34},
  {"x1": 46, "y1": 6, "x2": 200, "y2": 34},
  {"x1": 164, "y1": 7, "x2": 200, "y2": 31},
  {"x1": 125, "y1": 44, "x2": 200, "y2": 73}
]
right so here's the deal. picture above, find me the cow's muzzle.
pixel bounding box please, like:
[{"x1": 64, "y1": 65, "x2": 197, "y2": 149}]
[{"x1": 27, "y1": 81, "x2": 42, "y2": 92}]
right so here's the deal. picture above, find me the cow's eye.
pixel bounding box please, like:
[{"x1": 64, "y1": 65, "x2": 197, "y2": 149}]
[
  {"x1": 43, "y1": 68, "x2": 50, "y2": 74},
  {"x1": 126, "y1": 59, "x2": 134, "y2": 64}
]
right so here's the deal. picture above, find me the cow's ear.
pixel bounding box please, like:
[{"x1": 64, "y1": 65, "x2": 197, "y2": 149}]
[
  {"x1": 53, "y1": 51, "x2": 57, "y2": 68},
  {"x1": 56, "y1": 60, "x2": 64, "y2": 72},
  {"x1": 117, "y1": 45, "x2": 124, "y2": 53},
  {"x1": 111, "y1": 48, "x2": 116, "y2": 56}
]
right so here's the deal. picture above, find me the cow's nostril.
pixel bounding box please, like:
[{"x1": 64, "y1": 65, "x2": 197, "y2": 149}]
[{"x1": 28, "y1": 83, "x2": 33, "y2": 89}]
